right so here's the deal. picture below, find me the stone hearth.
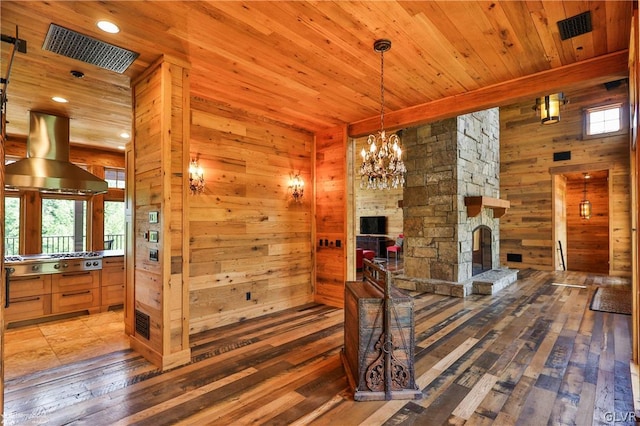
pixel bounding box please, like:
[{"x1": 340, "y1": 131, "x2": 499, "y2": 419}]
[{"x1": 394, "y1": 268, "x2": 519, "y2": 297}]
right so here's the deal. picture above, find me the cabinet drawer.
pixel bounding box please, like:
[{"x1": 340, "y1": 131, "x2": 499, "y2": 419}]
[
  {"x1": 102, "y1": 259, "x2": 125, "y2": 287},
  {"x1": 52, "y1": 287, "x2": 100, "y2": 313},
  {"x1": 6, "y1": 294, "x2": 52, "y2": 322},
  {"x1": 8, "y1": 275, "x2": 52, "y2": 298},
  {"x1": 101, "y1": 284, "x2": 124, "y2": 307},
  {"x1": 52, "y1": 270, "x2": 99, "y2": 293}
]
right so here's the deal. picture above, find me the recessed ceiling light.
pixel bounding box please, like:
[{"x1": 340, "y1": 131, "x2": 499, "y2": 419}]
[
  {"x1": 97, "y1": 20, "x2": 120, "y2": 34},
  {"x1": 52, "y1": 96, "x2": 68, "y2": 103},
  {"x1": 119, "y1": 132, "x2": 130, "y2": 139},
  {"x1": 118, "y1": 145, "x2": 125, "y2": 150}
]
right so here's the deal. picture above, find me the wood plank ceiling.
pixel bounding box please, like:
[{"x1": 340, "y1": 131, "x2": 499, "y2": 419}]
[{"x1": 0, "y1": 1, "x2": 633, "y2": 150}]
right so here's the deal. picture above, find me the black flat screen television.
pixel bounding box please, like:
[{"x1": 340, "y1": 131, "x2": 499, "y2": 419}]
[{"x1": 360, "y1": 216, "x2": 386, "y2": 235}]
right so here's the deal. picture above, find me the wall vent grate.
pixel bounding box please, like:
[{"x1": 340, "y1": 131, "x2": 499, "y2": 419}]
[
  {"x1": 553, "y1": 151, "x2": 572, "y2": 162},
  {"x1": 135, "y1": 309, "x2": 150, "y2": 340},
  {"x1": 557, "y1": 11, "x2": 592, "y2": 41},
  {"x1": 506, "y1": 253, "x2": 523, "y2": 263},
  {"x1": 43, "y1": 24, "x2": 139, "y2": 73}
]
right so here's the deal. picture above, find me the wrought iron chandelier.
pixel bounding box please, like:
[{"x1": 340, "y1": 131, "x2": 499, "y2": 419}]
[{"x1": 359, "y1": 39, "x2": 406, "y2": 190}]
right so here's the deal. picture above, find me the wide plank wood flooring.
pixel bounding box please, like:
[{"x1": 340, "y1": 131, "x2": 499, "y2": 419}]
[{"x1": 3, "y1": 269, "x2": 637, "y2": 425}]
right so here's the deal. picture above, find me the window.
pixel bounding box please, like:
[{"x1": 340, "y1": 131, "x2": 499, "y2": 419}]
[
  {"x1": 5, "y1": 196, "x2": 20, "y2": 255},
  {"x1": 585, "y1": 104, "x2": 622, "y2": 136},
  {"x1": 42, "y1": 198, "x2": 87, "y2": 253},
  {"x1": 105, "y1": 168, "x2": 125, "y2": 189},
  {"x1": 104, "y1": 201, "x2": 125, "y2": 250}
]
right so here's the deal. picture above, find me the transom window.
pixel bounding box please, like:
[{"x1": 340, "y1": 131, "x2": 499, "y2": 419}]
[
  {"x1": 105, "y1": 168, "x2": 125, "y2": 189},
  {"x1": 585, "y1": 104, "x2": 622, "y2": 136}
]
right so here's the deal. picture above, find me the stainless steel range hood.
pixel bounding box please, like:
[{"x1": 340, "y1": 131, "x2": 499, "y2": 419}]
[{"x1": 5, "y1": 112, "x2": 108, "y2": 195}]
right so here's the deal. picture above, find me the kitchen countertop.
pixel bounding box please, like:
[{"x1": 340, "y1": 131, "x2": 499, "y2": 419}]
[{"x1": 101, "y1": 250, "x2": 125, "y2": 258}]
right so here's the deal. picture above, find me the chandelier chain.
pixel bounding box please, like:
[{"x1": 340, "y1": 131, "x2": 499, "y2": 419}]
[{"x1": 380, "y1": 48, "x2": 385, "y2": 132}]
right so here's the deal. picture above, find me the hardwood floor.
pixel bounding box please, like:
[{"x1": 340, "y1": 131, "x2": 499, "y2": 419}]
[{"x1": 3, "y1": 270, "x2": 637, "y2": 425}]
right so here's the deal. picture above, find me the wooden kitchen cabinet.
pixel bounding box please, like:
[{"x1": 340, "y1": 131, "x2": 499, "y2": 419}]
[
  {"x1": 51, "y1": 271, "x2": 100, "y2": 314},
  {"x1": 101, "y1": 256, "x2": 125, "y2": 311},
  {"x1": 5, "y1": 275, "x2": 52, "y2": 322}
]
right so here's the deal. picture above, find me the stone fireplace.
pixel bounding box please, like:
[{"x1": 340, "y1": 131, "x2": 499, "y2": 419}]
[{"x1": 394, "y1": 108, "x2": 517, "y2": 296}]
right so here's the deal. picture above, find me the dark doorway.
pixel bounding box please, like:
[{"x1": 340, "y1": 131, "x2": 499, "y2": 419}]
[{"x1": 472, "y1": 226, "x2": 492, "y2": 276}]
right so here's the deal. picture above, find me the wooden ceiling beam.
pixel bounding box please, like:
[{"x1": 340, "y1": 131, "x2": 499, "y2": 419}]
[{"x1": 348, "y1": 50, "x2": 629, "y2": 137}]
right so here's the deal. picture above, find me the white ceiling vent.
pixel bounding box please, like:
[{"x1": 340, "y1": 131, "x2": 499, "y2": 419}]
[{"x1": 42, "y1": 24, "x2": 138, "y2": 73}]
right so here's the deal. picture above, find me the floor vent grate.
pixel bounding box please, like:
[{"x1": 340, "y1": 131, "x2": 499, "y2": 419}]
[
  {"x1": 557, "y1": 11, "x2": 592, "y2": 41},
  {"x1": 43, "y1": 24, "x2": 139, "y2": 73}
]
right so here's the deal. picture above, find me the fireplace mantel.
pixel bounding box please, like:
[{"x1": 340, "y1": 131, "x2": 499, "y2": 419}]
[{"x1": 464, "y1": 196, "x2": 510, "y2": 218}]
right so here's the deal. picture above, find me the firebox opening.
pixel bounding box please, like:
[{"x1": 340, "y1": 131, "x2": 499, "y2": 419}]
[{"x1": 472, "y1": 225, "x2": 492, "y2": 276}]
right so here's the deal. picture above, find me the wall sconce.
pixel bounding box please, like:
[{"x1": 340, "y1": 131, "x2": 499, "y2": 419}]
[
  {"x1": 288, "y1": 173, "x2": 304, "y2": 203},
  {"x1": 534, "y1": 93, "x2": 568, "y2": 124},
  {"x1": 189, "y1": 158, "x2": 205, "y2": 194},
  {"x1": 579, "y1": 173, "x2": 591, "y2": 219}
]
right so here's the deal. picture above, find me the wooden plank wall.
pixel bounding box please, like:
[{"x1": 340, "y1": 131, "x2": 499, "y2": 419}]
[
  {"x1": 315, "y1": 126, "x2": 347, "y2": 308},
  {"x1": 130, "y1": 57, "x2": 190, "y2": 369},
  {"x1": 131, "y1": 60, "x2": 165, "y2": 358},
  {"x1": 188, "y1": 96, "x2": 314, "y2": 334},
  {"x1": 553, "y1": 175, "x2": 567, "y2": 270},
  {"x1": 353, "y1": 137, "x2": 403, "y2": 240},
  {"x1": 566, "y1": 175, "x2": 609, "y2": 273},
  {"x1": 500, "y1": 83, "x2": 631, "y2": 275},
  {"x1": 630, "y1": 6, "x2": 639, "y2": 365},
  {"x1": 1, "y1": 113, "x2": 5, "y2": 412}
]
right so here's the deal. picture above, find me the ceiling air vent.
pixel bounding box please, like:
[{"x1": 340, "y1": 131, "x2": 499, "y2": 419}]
[
  {"x1": 42, "y1": 24, "x2": 139, "y2": 73},
  {"x1": 557, "y1": 11, "x2": 592, "y2": 41}
]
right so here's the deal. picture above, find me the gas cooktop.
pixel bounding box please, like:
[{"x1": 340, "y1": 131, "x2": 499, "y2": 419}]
[{"x1": 4, "y1": 251, "x2": 102, "y2": 263}]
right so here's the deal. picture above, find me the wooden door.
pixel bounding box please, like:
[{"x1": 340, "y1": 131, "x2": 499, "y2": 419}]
[{"x1": 566, "y1": 171, "x2": 609, "y2": 274}]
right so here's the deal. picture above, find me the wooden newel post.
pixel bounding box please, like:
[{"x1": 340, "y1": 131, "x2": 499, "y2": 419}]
[{"x1": 341, "y1": 259, "x2": 422, "y2": 401}]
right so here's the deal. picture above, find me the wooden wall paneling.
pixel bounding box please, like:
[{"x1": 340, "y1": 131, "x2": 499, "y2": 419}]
[
  {"x1": 88, "y1": 165, "x2": 105, "y2": 251},
  {"x1": 188, "y1": 96, "x2": 314, "y2": 334},
  {"x1": 21, "y1": 192, "x2": 41, "y2": 254},
  {"x1": 552, "y1": 174, "x2": 567, "y2": 270},
  {"x1": 1, "y1": 113, "x2": 5, "y2": 411},
  {"x1": 630, "y1": 6, "x2": 639, "y2": 366},
  {"x1": 501, "y1": 83, "x2": 631, "y2": 274},
  {"x1": 346, "y1": 137, "x2": 355, "y2": 282},
  {"x1": 125, "y1": 142, "x2": 135, "y2": 335},
  {"x1": 315, "y1": 126, "x2": 347, "y2": 308},
  {"x1": 129, "y1": 56, "x2": 191, "y2": 370}
]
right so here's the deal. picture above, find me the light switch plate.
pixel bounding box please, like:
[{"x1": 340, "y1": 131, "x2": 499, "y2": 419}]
[{"x1": 149, "y1": 211, "x2": 159, "y2": 224}]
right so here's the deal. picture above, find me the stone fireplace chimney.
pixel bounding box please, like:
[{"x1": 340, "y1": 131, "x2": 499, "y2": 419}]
[{"x1": 395, "y1": 108, "x2": 517, "y2": 296}]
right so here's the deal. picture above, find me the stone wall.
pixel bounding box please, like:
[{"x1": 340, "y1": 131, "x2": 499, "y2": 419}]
[{"x1": 402, "y1": 108, "x2": 500, "y2": 284}]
